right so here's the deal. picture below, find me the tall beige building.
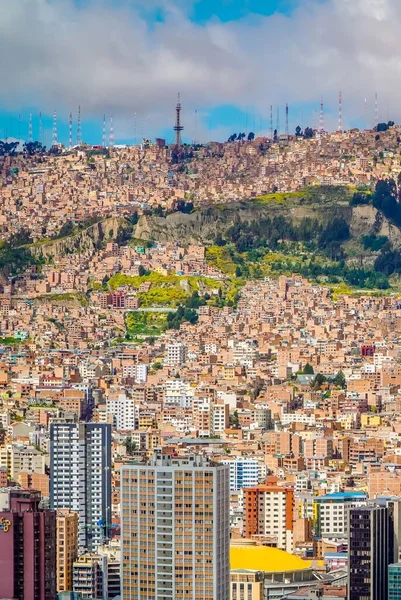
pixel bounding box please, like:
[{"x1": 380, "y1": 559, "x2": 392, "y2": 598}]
[
  {"x1": 56, "y1": 509, "x2": 78, "y2": 592},
  {"x1": 121, "y1": 450, "x2": 230, "y2": 600}
]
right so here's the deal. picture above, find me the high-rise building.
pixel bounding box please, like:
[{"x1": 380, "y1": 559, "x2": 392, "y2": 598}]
[
  {"x1": 50, "y1": 419, "x2": 112, "y2": 552},
  {"x1": 389, "y1": 562, "x2": 401, "y2": 600},
  {"x1": 244, "y1": 478, "x2": 294, "y2": 552},
  {"x1": 56, "y1": 509, "x2": 79, "y2": 593},
  {"x1": 222, "y1": 457, "x2": 260, "y2": 491},
  {"x1": 0, "y1": 488, "x2": 56, "y2": 600},
  {"x1": 348, "y1": 503, "x2": 399, "y2": 600},
  {"x1": 121, "y1": 450, "x2": 230, "y2": 600},
  {"x1": 313, "y1": 491, "x2": 367, "y2": 539}
]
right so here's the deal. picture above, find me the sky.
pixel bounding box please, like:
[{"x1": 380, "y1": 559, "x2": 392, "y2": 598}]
[{"x1": 0, "y1": 0, "x2": 399, "y2": 145}]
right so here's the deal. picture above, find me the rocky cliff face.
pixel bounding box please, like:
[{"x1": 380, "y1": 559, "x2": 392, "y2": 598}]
[
  {"x1": 29, "y1": 217, "x2": 132, "y2": 259},
  {"x1": 133, "y1": 202, "x2": 353, "y2": 244}
]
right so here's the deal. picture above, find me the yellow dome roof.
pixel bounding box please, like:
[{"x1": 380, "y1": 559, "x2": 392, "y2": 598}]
[{"x1": 230, "y1": 545, "x2": 312, "y2": 573}]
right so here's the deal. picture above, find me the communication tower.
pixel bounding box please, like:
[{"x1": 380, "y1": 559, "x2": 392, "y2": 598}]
[{"x1": 173, "y1": 93, "x2": 184, "y2": 147}]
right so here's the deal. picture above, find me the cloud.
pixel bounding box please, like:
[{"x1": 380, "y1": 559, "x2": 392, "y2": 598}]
[{"x1": 1, "y1": 0, "x2": 401, "y2": 137}]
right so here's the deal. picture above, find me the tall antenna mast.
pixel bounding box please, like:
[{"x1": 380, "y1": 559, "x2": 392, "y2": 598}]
[
  {"x1": 270, "y1": 105, "x2": 273, "y2": 140},
  {"x1": 174, "y1": 93, "x2": 184, "y2": 147},
  {"x1": 338, "y1": 92, "x2": 343, "y2": 132},
  {"x1": 52, "y1": 111, "x2": 58, "y2": 146},
  {"x1": 193, "y1": 109, "x2": 198, "y2": 145},
  {"x1": 109, "y1": 114, "x2": 115, "y2": 149},
  {"x1": 77, "y1": 105, "x2": 82, "y2": 146},
  {"x1": 28, "y1": 113, "x2": 33, "y2": 143},
  {"x1": 319, "y1": 96, "x2": 324, "y2": 133},
  {"x1": 39, "y1": 112, "x2": 43, "y2": 146},
  {"x1": 276, "y1": 107, "x2": 280, "y2": 136},
  {"x1": 285, "y1": 103, "x2": 289, "y2": 137},
  {"x1": 102, "y1": 114, "x2": 107, "y2": 147},
  {"x1": 133, "y1": 113, "x2": 137, "y2": 146},
  {"x1": 69, "y1": 112, "x2": 73, "y2": 149},
  {"x1": 375, "y1": 92, "x2": 379, "y2": 127}
]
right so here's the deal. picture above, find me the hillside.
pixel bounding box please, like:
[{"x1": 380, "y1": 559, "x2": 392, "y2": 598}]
[{"x1": 134, "y1": 186, "x2": 401, "y2": 250}]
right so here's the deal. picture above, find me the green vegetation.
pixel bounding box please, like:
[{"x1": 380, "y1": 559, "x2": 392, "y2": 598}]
[
  {"x1": 109, "y1": 271, "x2": 224, "y2": 308},
  {"x1": 252, "y1": 185, "x2": 353, "y2": 206},
  {"x1": 125, "y1": 312, "x2": 168, "y2": 338},
  {"x1": 166, "y1": 306, "x2": 198, "y2": 329},
  {"x1": 36, "y1": 292, "x2": 88, "y2": 306},
  {"x1": 0, "y1": 337, "x2": 23, "y2": 346},
  {"x1": 208, "y1": 204, "x2": 392, "y2": 290}
]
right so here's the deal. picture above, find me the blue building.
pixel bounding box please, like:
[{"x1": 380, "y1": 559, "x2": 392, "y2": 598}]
[{"x1": 389, "y1": 563, "x2": 401, "y2": 599}]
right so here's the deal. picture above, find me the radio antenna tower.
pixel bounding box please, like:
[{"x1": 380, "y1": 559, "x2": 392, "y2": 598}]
[
  {"x1": 375, "y1": 92, "x2": 379, "y2": 127},
  {"x1": 338, "y1": 92, "x2": 343, "y2": 132},
  {"x1": 285, "y1": 103, "x2": 289, "y2": 137},
  {"x1": 28, "y1": 113, "x2": 33, "y2": 143},
  {"x1": 69, "y1": 112, "x2": 73, "y2": 149},
  {"x1": 102, "y1": 114, "x2": 107, "y2": 147},
  {"x1": 270, "y1": 105, "x2": 273, "y2": 140},
  {"x1": 77, "y1": 105, "x2": 82, "y2": 146},
  {"x1": 52, "y1": 111, "x2": 58, "y2": 146},
  {"x1": 173, "y1": 93, "x2": 184, "y2": 147},
  {"x1": 193, "y1": 109, "x2": 199, "y2": 145},
  {"x1": 39, "y1": 112, "x2": 43, "y2": 145},
  {"x1": 319, "y1": 97, "x2": 324, "y2": 133},
  {"x1": 109, "y1": 114, "x2": 115, "y2": 148},
  {"x1": 276, "y1": 107, "x2": 280, "y2": 136}
]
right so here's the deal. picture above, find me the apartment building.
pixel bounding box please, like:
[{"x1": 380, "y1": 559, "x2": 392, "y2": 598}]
[
  {"x1": 244, "y1": 478, "x2": 294, "y2": 552},
  {"x1": 50, "y1": 419, "x2": 112, "y2": 552},
  {"x1": 56, "y1": 510, "x2": 79, "y2": 593},
  {"x1": 121, "y1": 450, "x2": 230, "y2": 600}
]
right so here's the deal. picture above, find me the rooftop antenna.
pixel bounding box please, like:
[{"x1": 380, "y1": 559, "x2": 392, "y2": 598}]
[
  {"x1": 338, "y1": 92, "x2": 343, "y2": 133},
  {"x1": 28, "y1": 113, "x2": 33, "y2": 143},
  {"x1": 270, "y1": 105, "x2": 273, "y2": 140},
  {"x1": 193, "y1": 109, "x2": 198, "y2": 145},
  {"x1": 52, "y1": 110, "x2": 58, "y2": 146},
  {"x1": 77, "y1": 105, "x2": 82, "y2": 146},
  {"x1": 102, "y1": 114, "x2": 107, "y2": 147},
  {"x1": 109, "y1": 114, "x2": 115, "y2": 148},
  {"x1": 375, "y1": 92, "x2": 379, "y2": 127},
  {"x1": 174, "y1": 93, "x2": 184, "y2": 147},
  {"x1": 69, "y1": 112, "x2": 73, "y2": 149},
  {"x1": 39, "y1": 112, "x2": 43, "y2": 145},
  {"x1": 276, "y1": 107, "x2": 280, "y2": 136},
  {"x1": 319, "y1": 96, "x2": 324, "y2": 133},
  {"x1": 285, "y1": 103, "x2": 289, "y2": 137}
]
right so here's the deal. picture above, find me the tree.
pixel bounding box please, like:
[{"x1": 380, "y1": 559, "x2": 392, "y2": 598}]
[
  {"x1": 176, "y1": 200, "x2": 194, "y2": 214},
  {"x1": 334, "y1": 370, "x2": 346, "y2": 388},
  {"x1": 304, "y1": 127, "x2": 314, "y2": 139},
  {"x1": 247, "y1": 132, "x2": 255, "y2": 141},
  {"x1": 0, "y1": 141, "x2": 19, "y2": 156},
  {"x1": 273, "y1": 129, "x2": 278, "y2": 142},
  {"x1": 23, "y1": 141, "x2": 46, "y2": 156},
  {"x1": 228, "y1": 134, "x2": 237, "y2": 142},
  {"x1": 303, "y1": 363, "x2": 314, "y2": 374},
  {"x1": 295, "y1": 125, "x2": 303, "y2": 137},
  {"x1": 123, "y1": 436, "x2": 136, "y2": 456},
  {"x1": 313, "y1": 373, "x2": 327, "y2": 389},
  {"x1": 215, "y1": 232, "x2": 226, "y2": 247}
]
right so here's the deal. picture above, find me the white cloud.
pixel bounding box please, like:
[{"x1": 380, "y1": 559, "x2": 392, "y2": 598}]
[{"x1": 1, "y1": 0, "x2": 401, "y2": 137}]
